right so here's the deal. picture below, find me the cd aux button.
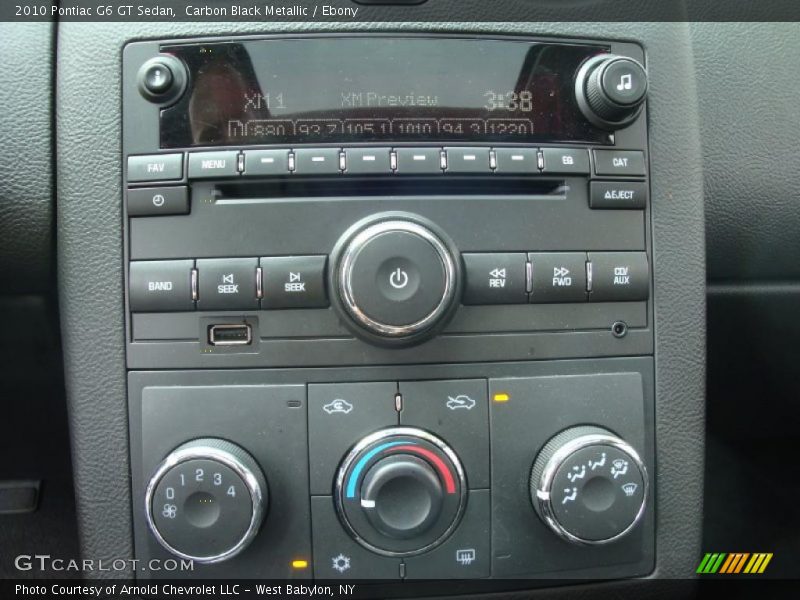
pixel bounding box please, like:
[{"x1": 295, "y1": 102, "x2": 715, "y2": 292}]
[{"x1": 587, "y1": 252, "x2": 649, "y2": 301}]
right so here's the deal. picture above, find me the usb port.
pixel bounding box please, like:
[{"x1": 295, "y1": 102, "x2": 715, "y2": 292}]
[{"x1": 208, "y1": 324, "x2": 252, "y2": 346}]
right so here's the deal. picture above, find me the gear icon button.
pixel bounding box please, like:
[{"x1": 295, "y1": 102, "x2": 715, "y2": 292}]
[{"x1": 331, "y1": 553, "x2": 351, "y2": 574}]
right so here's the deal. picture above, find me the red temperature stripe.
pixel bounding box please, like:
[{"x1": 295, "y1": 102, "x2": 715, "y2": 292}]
[{"x1": 391, "y1": 445, "x2": 457, "y2": 494}]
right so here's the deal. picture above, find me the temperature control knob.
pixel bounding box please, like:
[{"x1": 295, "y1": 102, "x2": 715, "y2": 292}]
[
  {"x1": 330, "y1": 213, "x2": 461, "y2": 346},
  {"x1": 335, "y1": 427, "x2": 466, "y2": 556},
  {"x1": 575, "y1": 54, "x2": 648, "y2": 129},
  {"x1": 145, "y1": 438, "x2": 267, "y2": 563},
  {"x1": 530, "y1": 426, "x2": 647, "y2": 545}
]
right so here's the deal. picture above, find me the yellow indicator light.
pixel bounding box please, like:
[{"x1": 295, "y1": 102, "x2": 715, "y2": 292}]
[
  {"x1": 493, "y1": 392, "x2": 510, "y2": 403},
  {"x1": 291, "y1": 559, "x2": 308, "y2": 569}
]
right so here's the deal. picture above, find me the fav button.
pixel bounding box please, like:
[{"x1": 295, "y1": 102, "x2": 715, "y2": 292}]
[
  {"x1": 462, "y1": 253, "x2": 527, "y2": 305},
  {"x1": 127, "y1": 153, "x2": 183, "y2": 182},
  {"x1": 260, "y1": 256, "x2": 328, "y2": 308},
  {"x1": 129, "y1": 260, "x2": 194, "y2": 312},
  {"x1": 196, "y1": 258, "x2": 258, "y2": 310},
  {"x1": 588, "y1": 252, "x2": 649, "y2": 301},
  {"x1": 529, "y1": 252, "x2": 588, "y2": 303}
]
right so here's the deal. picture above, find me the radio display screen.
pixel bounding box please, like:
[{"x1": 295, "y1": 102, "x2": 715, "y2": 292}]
[{"x1": 160, "y1": 37, "x2": 611, "y2": 148}]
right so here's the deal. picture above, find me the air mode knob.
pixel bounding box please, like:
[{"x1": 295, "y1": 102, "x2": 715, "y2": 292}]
[
  {"x1": 575, "y1": 54, "x2": 648, "y2": 129},
  {"x1": 330, "y1": 213, "x2": 461, "y2": 346},
  {"x1": 145, "y1": 438, "x2": 267, "y2": 563},
  {"x1": 530, "y1": 426, "x2": 648, "y2": 545}
]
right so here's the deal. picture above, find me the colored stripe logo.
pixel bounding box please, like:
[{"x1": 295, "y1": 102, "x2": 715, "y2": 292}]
[{"x1": 697, "y1": 552, "x2": 773, "y2": 574}]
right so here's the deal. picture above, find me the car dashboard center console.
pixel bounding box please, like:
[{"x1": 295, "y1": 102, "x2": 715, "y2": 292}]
[{"x1": 123, "y1": 33, "x2": 658, "y2": 583}]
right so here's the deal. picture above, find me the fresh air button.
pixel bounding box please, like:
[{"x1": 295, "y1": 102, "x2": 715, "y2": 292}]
[
  {"x1": 344, "y1": 148, "x2": 392, "y2": 175},
  {"x1": 590, "y1": 181, "x2": 648, "y2": 209},
  {"x1": 529, "y1": 252, "x2": 588, "y2": 303},
  {"x1": 129, "y1": 260, "x2": 193, "y2": 312},
  {"x1": 395, "y1": 148, "x2": 442, "y2": 174},
  {"x1": 127, "y1": 186, "x2": 189, "y2": 216},
  {"x1": 462, "y1": 253, "x2": 527, "y2": 305},
  {"x1": 493, "y1": 148, "x2": 538, "y2": 174},
  {"x1": 541, "y1": 148, "x2": 590, "y2": 174},
  {"x1": 196, "y1": 258, "x2": 258, "y2": 310},
  {"x1": 260, "y1": 256, "x2": 328, "y2": 309},
  {"x1": 588, "y1": 252, "x2": 649, "y2": 301},
  {"x1": 444, "y1": 147, "x2": 491, "y2": 174},
  {"x1": 294, "y1": 148, "x2": 341, "y2": 175},
  {"x1": 399, "y1": 379, "x2": 489, "y2": 488},
  {"x1": 593, "y1": 150, "x2": 646, "y2": 176},
  {"x1": 243, "y1": 149, "x2": 291, "y2": 176},
  {"x1": 127, "y1": 153, "x2": 183, "y2": 182},
  {"x1": 187, "y1": 151, "x2": 240, "y2": 179}
]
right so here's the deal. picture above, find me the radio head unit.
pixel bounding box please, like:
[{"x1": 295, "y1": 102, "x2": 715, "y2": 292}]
[{"x1": 156, "y1": 38, "x2": 615, "y2": 148}]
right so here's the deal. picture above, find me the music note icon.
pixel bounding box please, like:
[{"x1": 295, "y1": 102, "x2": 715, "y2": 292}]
[{"x1": 616, "y1": 73, "x2": 633, "y2": 91}]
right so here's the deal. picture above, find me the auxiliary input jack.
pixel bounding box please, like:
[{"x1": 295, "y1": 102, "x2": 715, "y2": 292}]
[{"x1": 611, "y1": 321, "x2": 628, "y2": 338}]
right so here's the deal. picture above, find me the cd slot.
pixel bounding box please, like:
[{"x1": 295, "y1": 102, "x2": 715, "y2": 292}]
[{"x1": 211, "y1": 178, "x2": 566, "y2": 202}]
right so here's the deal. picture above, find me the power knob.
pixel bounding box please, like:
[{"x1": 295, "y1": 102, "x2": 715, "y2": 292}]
[
  {"x1": 145, "y1": 438, "x2": 267, "y2": 563},
  {"x1": 330, "y1": 213, "x2": 461, "y2": 346},
  {"x1": 530, "y1": 426, "x2": 648, "y2": 545},
  {"x1": 575, "y1": 54, "x2": 648, "y2": 129}
]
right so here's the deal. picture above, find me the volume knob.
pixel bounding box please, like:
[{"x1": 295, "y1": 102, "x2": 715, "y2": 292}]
[{"x1": 575, "y1": 54, "x2": 648, "y2": 129}]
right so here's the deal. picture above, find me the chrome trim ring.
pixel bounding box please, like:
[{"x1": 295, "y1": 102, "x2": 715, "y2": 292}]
[
  {"x1": 334, "y1": 427, "x2": 467, "y2": 557},
  {"x1": 338, "y1": 220, "x2": 456, "y2": 338},
  {"x1": 535, "y1": 433, "x2": 649, "y2": 546},
  {"x1": 144, "y1": 441, "x2": 265, "y2": 564}
]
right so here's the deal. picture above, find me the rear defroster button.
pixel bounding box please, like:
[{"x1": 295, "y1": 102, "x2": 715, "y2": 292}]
[{"x1": 331, "y1": 214, "x2": 461, "y2": 345}]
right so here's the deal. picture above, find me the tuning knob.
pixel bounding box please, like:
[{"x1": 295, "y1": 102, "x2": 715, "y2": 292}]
[
  {"x1": 330, "y1": 213, "x2": 461, "y2": 346},
  {"x1": 335, "y1": 427, "x2": 466, "y2": 556},
  {"x1": 530, "y1": 426, "x2": 647, "y2": 545},
  {"x1": 575, "y1": 54, "x2": 648, "y2": 129},
  {"x1": 145, "y1": 438, "x2": 267, "y2": 563}
]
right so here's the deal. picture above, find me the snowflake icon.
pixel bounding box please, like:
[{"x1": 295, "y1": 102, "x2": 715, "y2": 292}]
[{"x1": 331, "y1": 553, "x2": 351, "y2": 573}]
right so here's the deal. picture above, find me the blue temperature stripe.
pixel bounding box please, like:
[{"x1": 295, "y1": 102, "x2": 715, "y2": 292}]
[{"x1": 346, "y1": 441, "x2": 406, "y2": 498}]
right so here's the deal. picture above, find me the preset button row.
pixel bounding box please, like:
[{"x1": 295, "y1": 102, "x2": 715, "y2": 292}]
[
  {"x1": 127, "y1": 148, "x2": 647, "y2": 181},
  {"x1": 129, "y1": 256, "x2": 327, "y2": 312},
  {"x1": 462, "y1": 252, "x2": 649, "y2": 305}
]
